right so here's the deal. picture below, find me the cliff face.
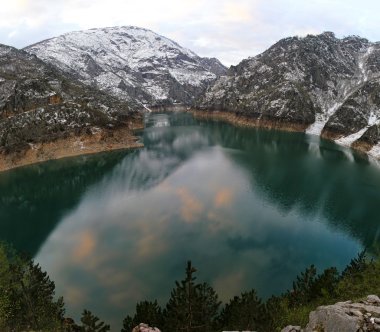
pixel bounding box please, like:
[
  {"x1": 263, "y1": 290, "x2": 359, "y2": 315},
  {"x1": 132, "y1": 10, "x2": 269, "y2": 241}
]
[
  {"x1": 25, "y1": 26, "x2": 226, "y2": 107},
  {"x1": 197, "y1": 32, "x2": 380, "y2": 158},
  {"x1": 0, "y1": 43, "x2": 140, "y2": 164}
]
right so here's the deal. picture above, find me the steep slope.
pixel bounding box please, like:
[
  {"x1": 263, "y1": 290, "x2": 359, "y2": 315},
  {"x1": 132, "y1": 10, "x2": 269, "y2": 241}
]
[
  {"x1": 0, "y1": 44, "x2": 141, "y2": 170},
  {"x1": 198, "y1": 32, "x2": 380, "y2": 158},
  {"x1": 25, "y1": 26, "x2": 226, "y2": 107}
]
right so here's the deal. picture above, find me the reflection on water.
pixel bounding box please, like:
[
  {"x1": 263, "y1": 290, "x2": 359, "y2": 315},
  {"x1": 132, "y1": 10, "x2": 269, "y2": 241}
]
[
  {"x1": 0, "y1": 152, "x2": 129, "y2": 255},
  {"x1": 1, "y1": 112, "x2": 380, "y2": 330}
]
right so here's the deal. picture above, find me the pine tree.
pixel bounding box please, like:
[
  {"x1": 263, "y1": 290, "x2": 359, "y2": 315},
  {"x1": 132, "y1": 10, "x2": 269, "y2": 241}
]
[
  {"x1": 80, "y1": 309, "x2": 110, "y2": 332},
  {"x1": 121, "y1": 315, "x2": 134, "y2": 332},
  {"x1": 288, "y1": 264, "x2": 317, "y2": 306},
  {"x1": 0, "y1": 244, "x2": 65, "y2": 331},
  {"x1": 0, "y1": 244, "x2": 14, "y2": 331},
  {"x1": 311, "y1": 267, "x2": 339, "y2": 299},
  {"x1": 21, "y1": 260, "x2": 65, "y2": 330},
  {"x1": 121, "y1": 300, "x2": 163, "y2": 332},
  {"x1": 218, "y1": 290, "x2": 265, "y2": 331},
  {"x1": 163, "y1": 261, "x2": 220, "y2": 332},
  {"x1": 341, "y1": 250, "x2": 368, "y2": 278},
  {"x1": 63, "y1": 317, "x2": 82, "y2": 332},
  {"x1": 196, "y1": 282, "x2": 220, "y2": 331}
]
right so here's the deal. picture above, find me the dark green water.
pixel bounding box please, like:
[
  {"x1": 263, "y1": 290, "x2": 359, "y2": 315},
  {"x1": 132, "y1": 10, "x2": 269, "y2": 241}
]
[{"x1": 1, "y1": 112, "x2": 379, "y2": 330}]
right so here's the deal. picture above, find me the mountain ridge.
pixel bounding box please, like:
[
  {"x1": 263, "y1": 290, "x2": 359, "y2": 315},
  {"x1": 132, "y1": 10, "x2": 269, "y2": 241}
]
[
  {"x1": 25, "y1": 26, "x2": 227, "y2": 108},
  {"x1": 0, "y1": 42, "x2": 142, "y2": 171},
  {"x1": 197, "y1": 31, "x2": 380, "y2": 159},
  {"x1": 2, "y1": 28, "x2": 380, "y2": 170}
]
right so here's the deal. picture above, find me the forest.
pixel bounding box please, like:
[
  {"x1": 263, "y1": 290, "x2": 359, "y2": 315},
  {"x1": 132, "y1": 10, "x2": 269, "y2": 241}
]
[{"x1": 0, "y1": 243, "x2": 379, "y2": 332}]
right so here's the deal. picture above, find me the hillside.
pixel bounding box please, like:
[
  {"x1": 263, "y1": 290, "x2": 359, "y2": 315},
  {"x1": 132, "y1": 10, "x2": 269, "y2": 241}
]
[
  {"x1": 0, "y1": 43, "x2": 141, "y2": 170},
  {"x1": 25, "y1": 26, "x2": 226, "y2": 107},
  {"x1": 197, "y1": 32, "x2": 380, "y2": 158}
]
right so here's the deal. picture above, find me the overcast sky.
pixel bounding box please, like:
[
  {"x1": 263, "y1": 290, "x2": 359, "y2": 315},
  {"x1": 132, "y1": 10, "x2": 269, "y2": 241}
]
[{"x1": 0, "y1": 0, "x2": 379, "y2": 66}]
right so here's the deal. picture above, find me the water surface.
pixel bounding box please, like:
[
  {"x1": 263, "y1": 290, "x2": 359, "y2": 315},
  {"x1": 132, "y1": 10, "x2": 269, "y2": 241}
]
[{"x1": 1, "y1": 112, "x2": 379, "y2": 330}]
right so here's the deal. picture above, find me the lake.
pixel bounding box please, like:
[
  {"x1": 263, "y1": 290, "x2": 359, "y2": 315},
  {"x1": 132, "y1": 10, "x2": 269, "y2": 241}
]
[{"x1": 0, "y1": 112, "x2": 379, "y2": 330}]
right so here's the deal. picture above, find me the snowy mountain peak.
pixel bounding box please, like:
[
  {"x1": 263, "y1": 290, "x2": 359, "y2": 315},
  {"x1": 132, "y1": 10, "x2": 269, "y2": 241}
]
[
  {"x1": 198, "y1": 32, "x2": 380, "y2": 157},
  {"x1": 25, "y1": 26, "x2": 227, "y2": 107}
]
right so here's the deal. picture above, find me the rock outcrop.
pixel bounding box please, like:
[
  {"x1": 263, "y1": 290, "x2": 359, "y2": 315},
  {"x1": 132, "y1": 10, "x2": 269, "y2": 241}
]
[
  {"x1": 25, "y1": 26, "x2": 226, "y2": 107},
  {"x1": 197, "y1": 32, "x2": 380, "y2": 158},
  {"x1": 281, "y1": 295, "x2": 380, "y2": 332}
]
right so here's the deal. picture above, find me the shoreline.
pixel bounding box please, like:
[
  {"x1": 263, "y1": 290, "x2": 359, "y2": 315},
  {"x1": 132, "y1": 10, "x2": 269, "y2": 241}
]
[
  {"x1": 1, "y1": 108, "x2": 379, "y2": 173},
  {"x1": 191, "y1": 109, "x2": 309, "y2": 132},
  {"x1": 190, "y1": 109, "x2": 380, "y2": 163},
  {"x1": 0, "y1": 125, "x2": 143, "y2": 173}
]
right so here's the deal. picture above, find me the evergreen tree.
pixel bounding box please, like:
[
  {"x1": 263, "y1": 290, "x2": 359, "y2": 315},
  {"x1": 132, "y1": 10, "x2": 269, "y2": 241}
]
[
  {"x1": 80, "y1": 309, "x2": 110, "y2": 332},
  {"x1": 0, "y1": 244, "x2": 14, "y2": 331},
  {"x1": 121, "y1": 315, "x2": 134, "y2": 332},
  {"x1": 196, "y1": 282, "x2": 220, "y2": 331},
  {"x1": 288, "y1": 264, "x2": 317, "y2": 306},
  {"x1": 341, "y1": 250, "x2": 368, "y2": 278},
  {"x1": 288, "y1": 265, "x2": 340, "y2": 306},
  {"x1": 63, "y1": 317, "x2": 82, "y2": 332},
  {"x1": 163, "y1": 261, "x2": 221, "y2": 332},
  {"x1": 0, "y1": 244, "x2": 65, "y2": 331},
  {"x1": 218, "y1": 290, "x2": 265, "y2": 331},
  {"x1": 21, "y1": 260, "x2": 65, "y2": 330},
  {"x1": 311, "y1": 267, "x2": 339, "y2": 299},
  {"x1": 121, "y1": 300, "x2": 163, "y2": 332}
]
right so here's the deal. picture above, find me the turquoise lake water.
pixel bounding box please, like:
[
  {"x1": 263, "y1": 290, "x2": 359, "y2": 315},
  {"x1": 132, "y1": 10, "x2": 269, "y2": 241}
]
[{"x1": 0, "y1": 112, "x2": 379, "y2": 330}]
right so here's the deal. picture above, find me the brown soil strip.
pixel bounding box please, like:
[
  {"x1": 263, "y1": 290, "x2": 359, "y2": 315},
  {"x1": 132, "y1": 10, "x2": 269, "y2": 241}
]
[
  {"x1": 191, "y1": 110, "x2": 378, "y2": 159},
  {"x1": 191, "y1": 110, "x2": 309, "y2": 132},
  {"x1": 0, "y1": 126, "x2": 143, "y2": 172}
]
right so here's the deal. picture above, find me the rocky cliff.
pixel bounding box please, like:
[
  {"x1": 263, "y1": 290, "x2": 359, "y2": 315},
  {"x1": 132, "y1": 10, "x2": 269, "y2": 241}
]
[
  {"x1": 0, "y1": 43, "x2": 141, "y2": 170},
  {"x1": 282, "y1": 295, "x2": 380, "y2": 332},
  {"x1": 197, "y1": 32, "x2": 380, "y2": 159},
  {"x1": 25, "y1": 26, "x2": 226, "y2": 108}
]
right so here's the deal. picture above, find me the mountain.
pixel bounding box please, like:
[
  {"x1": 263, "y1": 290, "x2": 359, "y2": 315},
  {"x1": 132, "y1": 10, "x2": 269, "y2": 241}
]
[
  {"x1": 25, "y1": 26, "x2": 226, "y2": 108},
  {"x1": 197, "y1": 32, "x2": 380, "y2": 157},
  {"x1": 0, "y1": 43, "x2": 141, "y2": 169}
]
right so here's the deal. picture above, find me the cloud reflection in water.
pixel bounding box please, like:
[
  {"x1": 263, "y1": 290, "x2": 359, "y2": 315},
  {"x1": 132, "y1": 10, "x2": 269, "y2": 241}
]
[{"x1": 32, "y1": 113, "x2": 380, "y2": 330}]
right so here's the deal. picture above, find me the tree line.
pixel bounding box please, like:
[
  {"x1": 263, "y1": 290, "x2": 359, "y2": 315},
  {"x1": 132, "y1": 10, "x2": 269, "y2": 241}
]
[{"x1": 0, "y1": 242, "x2": 379, "y2": 332}]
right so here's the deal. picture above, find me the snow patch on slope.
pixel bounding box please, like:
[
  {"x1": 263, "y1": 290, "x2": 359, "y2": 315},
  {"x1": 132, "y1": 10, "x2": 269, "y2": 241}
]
[
  {"x1": 306, "y1": 46, "x2": 375, "y2": 136},
  {"x1": 335, "y1": 111, "x2": 380, "y2": 146},
  {"x1": 335, "y1": 127, "x2": 369, "y2": 146},
  {"x1": 306, "y1": 102, "x2": 343, "y2": 135},
  {"x1": 369, "y1": 143, "x2": 380, "y2": 159},
  {"x1": 25, "y1": 26, "x2": 225, "y2": 106}
]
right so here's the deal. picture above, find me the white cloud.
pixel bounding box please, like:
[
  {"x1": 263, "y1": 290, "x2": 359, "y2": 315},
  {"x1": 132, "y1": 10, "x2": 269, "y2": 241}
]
[{"x1": 0, "y1": 0, "x2": 379, "y2": 65}]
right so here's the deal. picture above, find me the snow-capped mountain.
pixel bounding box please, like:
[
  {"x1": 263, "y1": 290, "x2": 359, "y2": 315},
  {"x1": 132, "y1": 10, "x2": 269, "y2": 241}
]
[
  {"x1": 198, "y1": 32, "x2": 380, "y2": 156},
  {"x1": 25, "y1": 26, "x2": 226, "y2": 107},
  {"x1": 0, "y1": 43, "x2": 138, "y2": 153}
]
